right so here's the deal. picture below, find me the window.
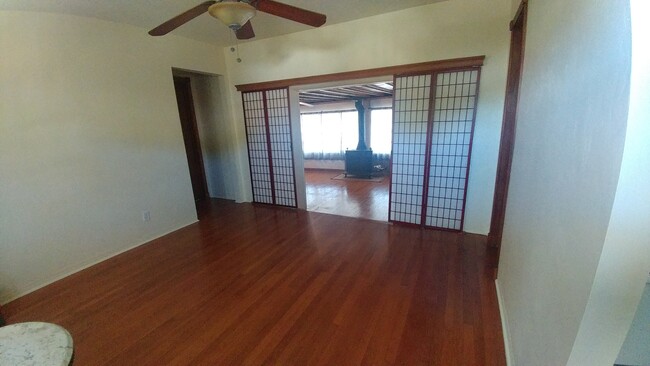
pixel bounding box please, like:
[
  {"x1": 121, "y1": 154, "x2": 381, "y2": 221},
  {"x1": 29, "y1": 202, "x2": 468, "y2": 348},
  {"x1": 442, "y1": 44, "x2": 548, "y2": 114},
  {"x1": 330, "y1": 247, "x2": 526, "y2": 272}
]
[
  {"x1": 301, "y1": 111, "x2": 358, "y2": 159},
  {"x1": 301, "y1": 108, "x2": 394, "y2": 160},
  {"x1": 370, "y1": 109, "x2": 393, "y2": 156}
]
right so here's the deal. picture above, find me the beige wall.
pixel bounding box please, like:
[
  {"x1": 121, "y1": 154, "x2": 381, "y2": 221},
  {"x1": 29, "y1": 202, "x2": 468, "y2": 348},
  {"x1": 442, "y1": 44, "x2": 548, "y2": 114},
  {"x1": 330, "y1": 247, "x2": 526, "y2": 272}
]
[
  {"x1": 496, "y1": 0, "x2": 640, "y2": 365},
  {"x1": 223, "y1": 0, "x2": 512, "y2": 234},
  {"x1": 0, "y1": 11, "x2": 226, "y2": 303},
  {"x1": 510, "y1": 0, "x2": 522, "y2": 17}
]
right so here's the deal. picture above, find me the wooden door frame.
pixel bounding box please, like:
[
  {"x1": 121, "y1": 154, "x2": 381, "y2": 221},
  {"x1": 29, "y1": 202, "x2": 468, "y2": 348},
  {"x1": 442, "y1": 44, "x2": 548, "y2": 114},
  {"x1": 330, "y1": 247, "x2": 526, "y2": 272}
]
[
  {"x1": 236, "y1": 57, "x2": 485, "y2": 219},
  {"x1": 173, "y1": 76, "x2": 210, "y2": 203},
  {"x1": 235, "y1": 56, "x2": 485, "y2": 92},
  {"x1": 487, "y1": 0, "x2": 528, "y2": 273}
]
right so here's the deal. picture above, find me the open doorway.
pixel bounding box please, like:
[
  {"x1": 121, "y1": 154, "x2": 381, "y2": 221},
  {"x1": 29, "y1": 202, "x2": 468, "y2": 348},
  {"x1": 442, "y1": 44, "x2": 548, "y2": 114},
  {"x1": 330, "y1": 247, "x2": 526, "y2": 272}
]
[
  {"x1": 172, "y1": 70, "x2": 230, "y2": 219},
  {"x1": 174, "y1": 76, "x2": 209, "y2": 207},
  {"x1": 237, "y1": 57, "x2": 485, "y2": 230},
  {"x1": 298, "y1": 81, "x2": 393, "y2": 221}
]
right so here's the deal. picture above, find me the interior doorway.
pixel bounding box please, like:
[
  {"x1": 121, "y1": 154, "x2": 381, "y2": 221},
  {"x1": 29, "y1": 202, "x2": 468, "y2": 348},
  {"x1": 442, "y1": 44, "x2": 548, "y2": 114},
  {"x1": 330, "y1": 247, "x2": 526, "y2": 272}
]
[
  {"x1": 297, "y1": 81, "x2": 393, "y2": 222},
  {"x1": 172, "y1": 70, "x2": 230, "y2": 218},
  {"x1": 488, "y1": 0, "x2": 528, "y2": 274},
  {"x1": 174, "y1": 76, "x2": 209, "y2": 207},
  {"x1": 236, "y1": 57, "x2": 485, "y2": 229}
]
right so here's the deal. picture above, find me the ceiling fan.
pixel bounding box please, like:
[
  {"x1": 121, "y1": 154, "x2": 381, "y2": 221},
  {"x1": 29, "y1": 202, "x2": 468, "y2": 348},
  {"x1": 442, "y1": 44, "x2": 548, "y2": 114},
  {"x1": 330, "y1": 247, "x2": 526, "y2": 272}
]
[{"x1": 149, "y1": 0, "x2": 327, "y2": 40}]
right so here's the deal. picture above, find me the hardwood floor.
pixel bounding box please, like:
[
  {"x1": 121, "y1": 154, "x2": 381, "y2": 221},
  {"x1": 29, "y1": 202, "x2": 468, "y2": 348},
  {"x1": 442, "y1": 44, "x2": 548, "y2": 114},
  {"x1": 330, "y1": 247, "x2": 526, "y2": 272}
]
[
  {"x1": 4, "y1": 200, "x2": 505, "y2": 365},
  {"x1": 305, "y1": 169, "x2": 389, "y2": 222}
]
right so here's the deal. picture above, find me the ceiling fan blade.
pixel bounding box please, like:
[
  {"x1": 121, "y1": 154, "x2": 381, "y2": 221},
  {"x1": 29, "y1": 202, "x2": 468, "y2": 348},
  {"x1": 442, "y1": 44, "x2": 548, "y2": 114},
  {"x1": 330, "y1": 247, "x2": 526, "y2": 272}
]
[
  {"x1": 236, "y1": 21, "x2": 256, "y2": 40},
  {"x1": 149, "y1": 1, "x2": 216, "y2": 36},
  {"x1": 255, "y1": 0, "x2": 326, "y2": 27}
]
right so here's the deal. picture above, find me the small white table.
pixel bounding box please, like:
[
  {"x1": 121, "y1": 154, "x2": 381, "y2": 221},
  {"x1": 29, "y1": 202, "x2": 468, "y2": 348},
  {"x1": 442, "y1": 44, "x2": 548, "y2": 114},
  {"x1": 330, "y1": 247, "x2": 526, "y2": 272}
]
[{"x1": 0, "y1": 322, "x2": 73, "y2": 366}]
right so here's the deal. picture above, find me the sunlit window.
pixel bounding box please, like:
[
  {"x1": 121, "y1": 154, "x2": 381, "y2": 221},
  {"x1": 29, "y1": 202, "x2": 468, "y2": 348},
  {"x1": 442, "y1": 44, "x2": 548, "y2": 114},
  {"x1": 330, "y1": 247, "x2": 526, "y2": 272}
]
[
  {"x1": 370, "y1": 109, "x2": 393, "y2": 156},
  {"x1": 301, "y1": 111, "x2": 358, "y2": 159},
  {"x1": 301, "y1": 108, "x2": 393, "y2": 160}
]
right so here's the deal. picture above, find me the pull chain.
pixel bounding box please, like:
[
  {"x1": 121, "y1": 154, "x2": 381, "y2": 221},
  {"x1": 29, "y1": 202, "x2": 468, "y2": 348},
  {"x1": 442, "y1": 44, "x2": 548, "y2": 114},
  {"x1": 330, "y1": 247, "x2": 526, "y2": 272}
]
[
  {"x1": 235, "y1": 34, "x2": 242, "y2": 63},
  {"x1": 229, "y1": 30, "x2": 242, "y2": 63}
]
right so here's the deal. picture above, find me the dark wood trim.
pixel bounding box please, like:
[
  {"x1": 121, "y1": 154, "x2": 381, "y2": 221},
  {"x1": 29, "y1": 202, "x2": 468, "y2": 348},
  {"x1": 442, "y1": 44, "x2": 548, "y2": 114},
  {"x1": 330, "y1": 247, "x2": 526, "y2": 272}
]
[
  {"x1": 510, "y1": 0, "x2": 528, "y2": 30},
  {"x1": 420, "y1": 72, "x2": 438, "y2": 226},
  {"x1": 261, "y1": 92, "x2": 277, "y2": 205},
  {"x1": 487, "y1": 0, "x2": 528, "y2": 274},
  {"x1": 235, "y1": 56, "x2": 486, "y2": 92}
]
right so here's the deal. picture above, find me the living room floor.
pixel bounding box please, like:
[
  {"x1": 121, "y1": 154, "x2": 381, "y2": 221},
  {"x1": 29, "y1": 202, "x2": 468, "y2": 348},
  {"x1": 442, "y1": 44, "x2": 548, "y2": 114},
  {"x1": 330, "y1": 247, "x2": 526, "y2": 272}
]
[
  {"x1": 305, "y1": 169, "x2": 390, "y2": 222},
  {"x1": 3, "y1": 199, "x2": 505, "y2": 365}
]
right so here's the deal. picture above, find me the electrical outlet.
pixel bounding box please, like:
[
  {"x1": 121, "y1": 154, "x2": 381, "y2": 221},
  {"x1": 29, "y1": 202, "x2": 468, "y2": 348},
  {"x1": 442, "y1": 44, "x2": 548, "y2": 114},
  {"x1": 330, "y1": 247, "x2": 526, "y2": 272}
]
[{"x1": 142, "y1": 210, "x2": 151, "y2": 222}]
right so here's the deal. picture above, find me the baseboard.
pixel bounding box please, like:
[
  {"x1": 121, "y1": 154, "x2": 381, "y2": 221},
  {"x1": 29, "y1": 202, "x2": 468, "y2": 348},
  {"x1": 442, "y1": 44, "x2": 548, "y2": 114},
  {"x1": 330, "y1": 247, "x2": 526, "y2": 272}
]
[
  {"x1": 304, "y1": 168, "x2": 345, "y2": 172},
  {"x1": 495, "y1": 279, "x2": 513, "y2": 366},
  {"x1": 0, "y1": 220, "x2": 198, "y2": 305}
]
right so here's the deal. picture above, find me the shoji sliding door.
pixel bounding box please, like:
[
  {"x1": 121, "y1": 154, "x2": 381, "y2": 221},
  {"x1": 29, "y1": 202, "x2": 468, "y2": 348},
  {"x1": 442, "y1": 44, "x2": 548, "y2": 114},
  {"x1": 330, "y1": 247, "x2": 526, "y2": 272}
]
[
  {"x1": 389, "y1": 74, "x2": 432, "y2": 225},
  {"x1": 242, "y1": 88, "x2": 297, "y2": 207},
  {"x1": 389, "y1": 69, "x2": 481, "y2": 231}
]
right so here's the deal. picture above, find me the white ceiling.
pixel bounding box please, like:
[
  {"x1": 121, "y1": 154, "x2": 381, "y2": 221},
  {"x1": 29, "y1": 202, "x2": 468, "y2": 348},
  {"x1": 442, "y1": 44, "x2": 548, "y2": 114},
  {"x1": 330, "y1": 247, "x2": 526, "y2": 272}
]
[{"x1": 0, "y1": 0, "x2": 448, "y2": 46}]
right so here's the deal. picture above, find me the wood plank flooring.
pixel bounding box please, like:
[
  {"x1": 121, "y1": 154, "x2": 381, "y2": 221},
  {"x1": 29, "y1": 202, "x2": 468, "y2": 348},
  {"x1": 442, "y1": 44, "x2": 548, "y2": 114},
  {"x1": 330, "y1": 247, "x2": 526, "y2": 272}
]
[
  {"x1": 4, "y1": 200, "x2": 505, "y2": 365},
  {"x1": 305, "y1": 169, "x2": 389, "y2": 222}
]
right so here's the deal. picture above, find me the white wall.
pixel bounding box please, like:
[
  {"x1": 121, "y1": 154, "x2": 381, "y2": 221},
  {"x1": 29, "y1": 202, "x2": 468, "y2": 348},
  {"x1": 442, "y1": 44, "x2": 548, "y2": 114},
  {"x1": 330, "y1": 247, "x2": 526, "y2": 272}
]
[
  {"x1": 567, "y1": 0, "x2": 650, "y2": 364},
  {"x1": 496, "y1": 0, "x2": 635, "y2": 365},
  {"x1": 0, "y1": 11, "x2": 226, "y2": 303},
  {"x1": 223, "y1": 0, "x2": 512, "y2": 234}
]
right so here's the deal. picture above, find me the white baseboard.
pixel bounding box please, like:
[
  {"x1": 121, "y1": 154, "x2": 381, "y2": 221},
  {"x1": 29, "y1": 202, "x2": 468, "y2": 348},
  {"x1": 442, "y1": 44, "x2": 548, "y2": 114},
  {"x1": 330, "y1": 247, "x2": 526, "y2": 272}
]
[
  {"x1": 495, "y1": 279, "x2": 513, "y2": 366},
  {"x1": 0, "y1": 220, "x2": 198, "y2": 305}
]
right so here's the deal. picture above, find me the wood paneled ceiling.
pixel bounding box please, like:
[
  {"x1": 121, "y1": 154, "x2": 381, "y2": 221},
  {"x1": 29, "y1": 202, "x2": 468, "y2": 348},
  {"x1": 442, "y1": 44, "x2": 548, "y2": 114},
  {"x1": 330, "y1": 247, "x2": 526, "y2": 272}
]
[{"x1": 299, "y1": 82, "x2": 393, "y2": 105}]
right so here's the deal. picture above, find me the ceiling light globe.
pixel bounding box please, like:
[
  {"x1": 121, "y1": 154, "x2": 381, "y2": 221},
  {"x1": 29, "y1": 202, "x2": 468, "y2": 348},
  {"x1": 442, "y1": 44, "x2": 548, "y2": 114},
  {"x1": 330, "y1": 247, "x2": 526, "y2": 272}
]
[{"x1": 208, "y1": 2, "x2": 256, "y2": 30}]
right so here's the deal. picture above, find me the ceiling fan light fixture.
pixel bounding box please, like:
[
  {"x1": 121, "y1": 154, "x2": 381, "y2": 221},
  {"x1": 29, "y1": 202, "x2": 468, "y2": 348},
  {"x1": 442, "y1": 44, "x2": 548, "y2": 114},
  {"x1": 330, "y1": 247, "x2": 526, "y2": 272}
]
[{"x1": 208, "y1": 1, "x2": 256, "y2": 30}]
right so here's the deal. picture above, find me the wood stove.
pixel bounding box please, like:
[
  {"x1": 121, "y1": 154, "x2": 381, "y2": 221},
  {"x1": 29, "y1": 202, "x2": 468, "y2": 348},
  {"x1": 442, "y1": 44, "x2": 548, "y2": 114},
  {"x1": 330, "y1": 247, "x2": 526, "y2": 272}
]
[
  {"x1": 345, "y1": 149, "x2": 373, "y2": 178},
  {"x1": 345, "y1": 100, "x2": 374, "y2": 178}
]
